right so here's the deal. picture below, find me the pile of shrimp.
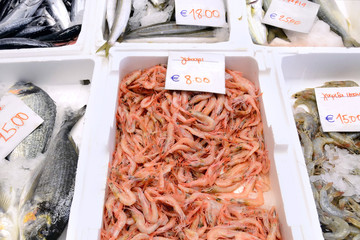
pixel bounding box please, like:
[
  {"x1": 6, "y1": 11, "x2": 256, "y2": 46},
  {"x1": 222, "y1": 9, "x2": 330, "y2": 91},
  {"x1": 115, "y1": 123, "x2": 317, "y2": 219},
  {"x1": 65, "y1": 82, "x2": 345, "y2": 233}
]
[
  {"x1": 101, "y1": 64, "x2": 281, "y2": 240},
  {"x1": 293, "y1": 81, "x2": 360, "y2": 240}
]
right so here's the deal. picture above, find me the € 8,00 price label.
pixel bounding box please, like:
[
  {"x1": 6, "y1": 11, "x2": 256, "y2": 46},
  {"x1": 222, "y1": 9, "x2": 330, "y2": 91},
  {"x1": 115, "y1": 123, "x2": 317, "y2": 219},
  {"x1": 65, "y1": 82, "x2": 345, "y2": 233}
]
[
  {"x1": 262, "y1": 0, "x2": 320, "y2": 33},
  {"x1": 0, "y1": 94, "x2": 44, "y2": 159},
  {"x1": 175, "y1": 0, "x2": 227, "y2": 27},
  {"x1": 315, "y1": 87, "x2": 360, "y2": 132},
  {"x1": 165, "y1": 52, "x2": 225, "y2": 94}
]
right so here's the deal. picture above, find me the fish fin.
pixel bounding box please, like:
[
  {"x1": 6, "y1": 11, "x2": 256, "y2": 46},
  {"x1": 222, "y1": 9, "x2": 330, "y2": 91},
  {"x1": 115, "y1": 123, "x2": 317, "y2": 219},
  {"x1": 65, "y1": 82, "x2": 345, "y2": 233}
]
[
  {"x1": 18, "y1": 164, "x2": 44, "y2": 208},
  {"x1": 96, "y1": 42, "x2": 111, "y2": 57},
  {"x1": 343, "y1": 37, "x2": 360, "y2": 48},
  {"x1": 63, "y1": 105, "x2": 87, "y2": 126},
  {"x1": 0, "y1": 184, "x2": 15, "y2": 212},
  {"x1": 266, "y1": 25, "x2": 291, "y2": 43}
]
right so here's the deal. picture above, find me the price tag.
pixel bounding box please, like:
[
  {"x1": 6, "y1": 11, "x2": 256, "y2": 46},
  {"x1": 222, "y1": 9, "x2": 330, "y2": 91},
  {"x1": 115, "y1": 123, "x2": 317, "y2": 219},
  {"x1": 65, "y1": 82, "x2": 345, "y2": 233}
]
[
  {"x1": 315, "y1": 87, "x2": 360, "y2": 132},
  {"x1": 262, "y1": 0, "x2": 319, "y2": 33},
  {"x1": 165, "y1": 52, "x2": 225, "y2": 94},
  {"x1": 0, "y1": 94, "x2": 44, "y2": 159},
  {"x1": 175, "y1": 0, "x2": 227, "y2": 27}
]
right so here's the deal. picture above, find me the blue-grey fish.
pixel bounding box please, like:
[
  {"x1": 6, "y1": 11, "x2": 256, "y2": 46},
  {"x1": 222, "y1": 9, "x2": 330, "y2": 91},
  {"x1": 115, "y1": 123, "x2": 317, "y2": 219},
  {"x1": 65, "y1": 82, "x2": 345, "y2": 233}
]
[
  {"x1": 19, "y1": 105, "x2": 86, "y2": 240},
  {"x1": 45, "y1": 0, "x2": 71, "y2": 30},
  {"x1": 6, "y1": 81, "x2": 56, "y2": 161},
  {"x1": 0, "y1": 0, "x2": 44, "y2": 26},
  {"x1": 310, "y1": 0, "x2": 360, "y2": 47}
]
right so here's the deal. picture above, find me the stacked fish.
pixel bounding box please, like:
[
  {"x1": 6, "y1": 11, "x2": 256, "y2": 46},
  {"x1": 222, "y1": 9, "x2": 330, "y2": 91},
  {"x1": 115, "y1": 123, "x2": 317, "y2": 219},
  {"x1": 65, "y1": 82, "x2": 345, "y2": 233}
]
[
  {"x1": 247, "y1": 0, "x2": 360, "y2": 47},
  {"x1": 98, "y1": 0, "x2": 228, "y2": 56},
  {"x1": 293, "y1": 81, "x2": 360, "y2": 239},
  {"x1": 0, "y1": 0, "x2": 85, "y2": 49},
  {"x1": 0, "y1": 81, "x2": 85, "y2": 239}
]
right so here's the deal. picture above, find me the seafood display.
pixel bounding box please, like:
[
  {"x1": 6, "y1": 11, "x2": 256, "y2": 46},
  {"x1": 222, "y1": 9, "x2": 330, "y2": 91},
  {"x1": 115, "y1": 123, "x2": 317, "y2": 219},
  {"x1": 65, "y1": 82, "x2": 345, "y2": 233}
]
[
  {"x1": 246, "y1": 0, "x2": 360, "y2": 47},
  {"x1": 0, "y1": 0, "x2": 85, "y2": 49},
  {"x1": 293, "y1": 81, "x2": 360, "y2": 239},
  {"x1": 101, "y1": 65, "x2": 281, "y2": 239},
  {"x1": 0, "y1": 81, "x2": 86, "y2": 239},
  {"x1": 98, "y1": 0, "x2": 229, "y2": 56}
]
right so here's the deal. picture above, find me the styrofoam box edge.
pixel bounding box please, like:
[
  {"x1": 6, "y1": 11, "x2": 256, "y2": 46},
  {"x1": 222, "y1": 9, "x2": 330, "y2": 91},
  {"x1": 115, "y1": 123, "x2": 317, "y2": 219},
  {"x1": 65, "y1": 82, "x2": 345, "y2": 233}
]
[
  {"x1": 0, "y1": 0, "x2": 96, "y2": 58},
  {"x1": 67, "y1": 50, "x2": 323, "y2": 240},
  {"x1": 93, "y1": 0, "x2": 253, "y2": 55}
]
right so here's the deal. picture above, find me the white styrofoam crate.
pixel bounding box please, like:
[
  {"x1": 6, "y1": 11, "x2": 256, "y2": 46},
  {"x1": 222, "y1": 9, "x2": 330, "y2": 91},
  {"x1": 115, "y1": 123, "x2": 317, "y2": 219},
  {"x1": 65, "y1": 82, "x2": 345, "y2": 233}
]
[
  {"x1": 65, "y1": 51, "x2": 323, "y2": 240},
  {"x1": 0, "y1": 0, "x2": 96, "y2": 58},
  {"x1": 93, "y1": 0, "x2": 253, "y2": 55},
  {"x1": 275, "y1": 52, "x2": 360, "y2": 240},
  {"x1": 0, "y1": 55, "x2": 102, "y2": 239},
  {"x1": 245, "y1": 0, "x2": 360, "y2": 54}
]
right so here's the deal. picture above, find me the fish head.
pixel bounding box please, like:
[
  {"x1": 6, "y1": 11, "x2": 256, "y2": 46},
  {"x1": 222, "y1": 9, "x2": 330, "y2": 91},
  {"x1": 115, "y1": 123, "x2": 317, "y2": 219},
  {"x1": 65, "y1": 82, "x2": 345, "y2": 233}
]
[
  {"x1": 21, "y1": 208, "x2": 53, "y2": 240},
  {"x1": 8, "y1": 81, "x2": 38, "y2": 96}
]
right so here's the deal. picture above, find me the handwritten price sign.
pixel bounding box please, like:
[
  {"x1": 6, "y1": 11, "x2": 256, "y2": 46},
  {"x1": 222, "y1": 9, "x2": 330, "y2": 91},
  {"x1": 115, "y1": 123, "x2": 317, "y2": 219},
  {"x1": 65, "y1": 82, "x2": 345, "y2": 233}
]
[
  {"x1": 262, "y1": 0, "x2": 319, "y2": 33},
  {"x1": 315, "y1": 87, "x2": 360, "y2": 132},
  {"x1": 175, "y1": 0, "x2": 227, "y2": 27},
  {"x1": 0, "y1": 94, "x2": 43, "y2": 159},
  {"x1": 165, "y1": 52, "x2": 225, "y2": 94}
]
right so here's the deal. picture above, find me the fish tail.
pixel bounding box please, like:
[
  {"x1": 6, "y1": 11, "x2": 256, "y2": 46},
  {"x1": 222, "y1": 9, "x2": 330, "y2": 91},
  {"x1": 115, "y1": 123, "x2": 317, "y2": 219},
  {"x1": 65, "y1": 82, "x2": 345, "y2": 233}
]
[
  {"x1": 63, "y1": 105, "x2": 87, "y2": 128},
  {"x1": 343, "y1": 37, "x2": 360, "y2": 48},
  {"x1": 96, "y1": 41, "x2": 111, "y2": 57},
  {"x1": 267, "y1": 25, "x2": 290, "y2": 43}
]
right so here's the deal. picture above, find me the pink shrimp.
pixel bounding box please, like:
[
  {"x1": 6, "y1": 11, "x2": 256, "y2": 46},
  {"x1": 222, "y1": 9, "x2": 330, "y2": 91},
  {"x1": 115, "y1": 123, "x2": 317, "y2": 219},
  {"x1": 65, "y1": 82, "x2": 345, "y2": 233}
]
[
  {"x1": 190, "y1": 110, "x2": 216, "y2": 132},
  {"x1": 136, "y1": 188, "x2": 158, "y2": 224},
  {"x1": 108, "y1": 181, "x2": 136, "y2": 206},
  {"x1": 108, "y1": 210, "x2": 127, "y2": 240},
  {"x1": 155, "y1": 195, "x2": 186, "y2": 221},
  {"x1": 130, "y1": 208, "x2": 166, "y2": 234}
]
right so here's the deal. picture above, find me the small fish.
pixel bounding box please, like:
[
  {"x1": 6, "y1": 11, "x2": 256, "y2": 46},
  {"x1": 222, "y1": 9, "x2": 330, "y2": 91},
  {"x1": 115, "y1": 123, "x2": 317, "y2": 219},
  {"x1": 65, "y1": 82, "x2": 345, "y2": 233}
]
[
  {"x1": 6, "y1": 81, "x2": 56, "y2": 161},
  {"x1": 19, "y1": 105, "x2": 86, "y2": 240},
  {"x1": 0, "y1": 17, "x2": 36, "y2": 38},
  {"x1": 97, "y1": 0, "x2": 132, "y2": 57},
  {"x1": 0, "y1": 38, "x2": 53, "y2": 49},
  {"x1": 0, "y1": 0, "x2": 44, "y2": 26},
  {"x1": 246, "y1": 0, "x2": 267, "y2": 45},
  {"x1": 311, "y1": 0, "x2": 360, "y2": 47},
  {"x1": 37, "y1": 24, "x2": 81, "y2": 43},
  {"x1": 124, "y1": 21, "x2": 211, "y2": 39},
  {"x1": 45, "y1": 0, "x2": 71, "y2": 30}
]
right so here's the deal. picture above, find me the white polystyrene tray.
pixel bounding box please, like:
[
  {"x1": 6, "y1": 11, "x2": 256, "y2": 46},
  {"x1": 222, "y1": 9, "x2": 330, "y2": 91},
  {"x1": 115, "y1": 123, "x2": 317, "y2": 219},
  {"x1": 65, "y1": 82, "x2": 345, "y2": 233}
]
[
  {"x1": 0, "y1": 0, "x2": 96, "y2": 58},
  {"x1": 274, "y1": 52, "x2": 360, "y2": 240},
  {"x1": 93, "y1": 0, "x2": 253, "y2": 55},
  {"x1": 0, "y1": 55, "x2": 101, "y2": 240},
  {"x1": 66, "y1": 51, "x2": 322, "y2": 240},
  {"x1": 245, "y1": 0, "x2": 360, "y2": 54}
]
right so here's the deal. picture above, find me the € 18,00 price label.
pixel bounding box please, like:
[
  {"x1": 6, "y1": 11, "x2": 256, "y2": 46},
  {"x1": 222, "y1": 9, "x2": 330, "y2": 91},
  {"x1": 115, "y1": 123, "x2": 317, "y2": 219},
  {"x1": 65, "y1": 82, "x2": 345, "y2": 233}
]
[
  {"x1": 0, "y1": 94, "x2": 44, "y2": 159},
  {"x1": 315, "y1": 87, "x2": 360, "y2": 132},
  {"x1": 165, "y1": 52, "x2": 225, "y2": 94},
  {"x1": 262, "y1": 0, "x2": 320, "y2": 33},
  {"x1": 175, "y1": 0, "x2": 227, "y2": 27}
]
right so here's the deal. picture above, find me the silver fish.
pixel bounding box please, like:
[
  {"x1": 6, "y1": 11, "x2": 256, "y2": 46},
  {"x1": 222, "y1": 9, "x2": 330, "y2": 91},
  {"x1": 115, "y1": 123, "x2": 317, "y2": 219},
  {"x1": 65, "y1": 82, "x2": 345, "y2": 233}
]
[
  {"x1": 247, "y1": 0, "x2": 267, "y2": 45},
  {"x1": 98, "y1": 0, "x2": 131, "y2": 56},
  {"x1": 7, "y1": 81, "x2": 56, "y2": 161},
  {"x1": 0, "y1": 0, "x2": 44, "y2": 27},
  {"x1": 19, "y1": 106, "x2": 86, "y2": 240},
  {"x1": 311, "y1": 0, "x2": 360, "y2": 47},
  {"x1": 45, "y1": 0, "x2": 71, "y2": 30},
  {"x1": 70, "y1": 0, "x2": 86, "y2": 24}
]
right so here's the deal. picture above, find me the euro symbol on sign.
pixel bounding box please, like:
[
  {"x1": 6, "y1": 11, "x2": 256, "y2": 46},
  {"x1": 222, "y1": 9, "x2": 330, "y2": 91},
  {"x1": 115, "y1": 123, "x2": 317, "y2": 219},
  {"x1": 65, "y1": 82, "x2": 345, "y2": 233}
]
[
  {"x1": 270, "y1": 13, "x2": 277, "y2": 19},
  {"x1": 325, "y1": 115, "x2": 334, "y2": 123},
  {"x1": 180, "y1": 10, "x2": 187, "y2": 17},
  {"x1": 171, "y1": 75, "x2": 180, "y2": 82}
]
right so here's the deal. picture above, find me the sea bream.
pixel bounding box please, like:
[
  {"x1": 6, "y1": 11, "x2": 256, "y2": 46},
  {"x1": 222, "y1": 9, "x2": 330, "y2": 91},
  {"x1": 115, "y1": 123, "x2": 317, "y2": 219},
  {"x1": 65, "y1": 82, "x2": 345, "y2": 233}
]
[
  {"x1": 19, "y1": 105, "x2": 86, "y2": 240},
  {"x1": 6, "y1": 81, "x2": 56, "y2": 161}
]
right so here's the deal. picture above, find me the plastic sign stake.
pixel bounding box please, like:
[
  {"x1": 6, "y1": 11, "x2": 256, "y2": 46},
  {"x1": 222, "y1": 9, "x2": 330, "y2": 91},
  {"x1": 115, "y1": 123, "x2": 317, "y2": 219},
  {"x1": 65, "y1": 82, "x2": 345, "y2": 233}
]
[
  {"x1": 0, "y1": 94, "x2": 44, "y2": 159},
  {"x1": 165, "y1": 52, "x2": 225, "y2": 94},
  {"x1": 175, "y1": 0, "x2": 227, "y2": 27},
  {"x1": 262, "y1": 0, "x2": 319, "y2": 33},
  {"x1": 315, "y1": 87, "x2": 360, "y2": 132}
]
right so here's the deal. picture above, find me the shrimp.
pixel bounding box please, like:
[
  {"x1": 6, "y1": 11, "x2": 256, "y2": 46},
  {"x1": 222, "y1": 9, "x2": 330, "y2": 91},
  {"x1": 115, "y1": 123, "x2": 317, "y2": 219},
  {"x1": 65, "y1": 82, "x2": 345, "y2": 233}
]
[
  {"x1": 189, "y1": 110, "x2": 216, "y2": 132},
  {"x1": 136, "y1": 188, "x2": 158, "y2": 224},
  {"x1": 206, "y1": 227, "x2": 238, "y2": 240},
  {"x1": 108, "y1": 181, "x2": 136, "y2": 206},
  {"x1": 130, "y1": 208, "x2": 166, "y2": 234},
  {"x1": 108, "y1": 210, "x2": 127, "y2": 240},
  {"x1": 155, "y1": 195, "x2": 186, "y2": 221},
  {"x1": 130, "y1": 233, "x2": 150, "y2": 240},
  {"x1": 319, "y1": 214, "x2": 350, "y2": 240}
]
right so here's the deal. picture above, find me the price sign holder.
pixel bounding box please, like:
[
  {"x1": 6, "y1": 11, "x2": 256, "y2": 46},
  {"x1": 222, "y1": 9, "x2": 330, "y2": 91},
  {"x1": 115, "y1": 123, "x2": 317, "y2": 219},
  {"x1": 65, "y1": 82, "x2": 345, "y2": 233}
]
[
  {"x1": 315, "y1": 87, "x2": 360, "y2": 132},
  {"x1": 165, "y1": 52, "x2": 225, "y2": 94},
  {"x1": 175, "y1": 0, "x2": 227, "y2": 27},
  {"x1": 0, "y1": 94, "x2": 44, "y2": 159},
  {"x1": 262, "y1": 0, "x2": 319, "y2": 33}
]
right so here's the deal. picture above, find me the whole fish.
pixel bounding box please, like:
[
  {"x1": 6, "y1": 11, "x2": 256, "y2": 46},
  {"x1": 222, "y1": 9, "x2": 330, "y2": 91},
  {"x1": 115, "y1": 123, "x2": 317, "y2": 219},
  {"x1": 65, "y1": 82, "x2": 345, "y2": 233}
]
[
  {"x1": 247, "y1": 0, "x2": 267, "y2": 45},
  {"x1": 310, "y1": 0, "x2": 360, "y2": 47},
  {"x1": 97, "y1": 0, "x2": 132, "y2": 57},
  {"x1": 6, "y1": 81, "x2": 56, "y2": 161},
  {"x1": 19, "y1": 105, "x2": 86, "y2": 240},
  {"x1": 0, "y1": 0, "x2": 43, "y2": 26}
]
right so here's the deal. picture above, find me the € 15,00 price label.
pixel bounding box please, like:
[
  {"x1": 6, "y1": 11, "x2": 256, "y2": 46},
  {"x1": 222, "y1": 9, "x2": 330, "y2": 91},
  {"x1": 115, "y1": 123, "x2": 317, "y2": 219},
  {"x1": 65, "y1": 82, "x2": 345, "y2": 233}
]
[
  {"x1": 175, "y1": 0, "x2": 227, "y2": 27},
  {"x1": 0, "y1": 94, "x2": 44, "y2": 159},
  {"x1": 262, "y1": 0, "x2": 320, "y2": 33},
  {"x1": 315, "y1": 87, "x2": 360, "y2": 132},
  {"x1": 165, "y1": 52, "x2": 225, "y2": 94}
]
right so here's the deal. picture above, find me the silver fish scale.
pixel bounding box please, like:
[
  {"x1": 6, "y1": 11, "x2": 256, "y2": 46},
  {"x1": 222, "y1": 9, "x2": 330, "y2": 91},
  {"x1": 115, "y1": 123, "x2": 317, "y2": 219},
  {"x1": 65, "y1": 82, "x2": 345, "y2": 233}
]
[{"x1": 7, "y1": 82, "x2": 56, "y2": 161}]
